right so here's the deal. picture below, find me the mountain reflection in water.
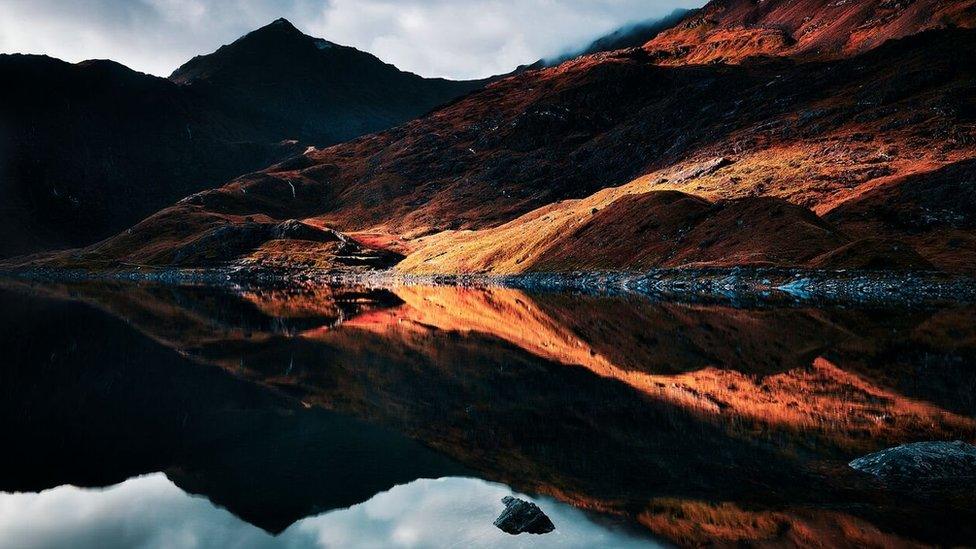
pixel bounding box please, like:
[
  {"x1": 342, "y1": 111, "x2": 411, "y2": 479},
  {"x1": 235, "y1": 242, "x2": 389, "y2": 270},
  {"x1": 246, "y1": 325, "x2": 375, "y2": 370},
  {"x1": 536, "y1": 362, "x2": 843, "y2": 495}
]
[{"x1": 1, "y1": 280, "x2": 975, "y2": 547}]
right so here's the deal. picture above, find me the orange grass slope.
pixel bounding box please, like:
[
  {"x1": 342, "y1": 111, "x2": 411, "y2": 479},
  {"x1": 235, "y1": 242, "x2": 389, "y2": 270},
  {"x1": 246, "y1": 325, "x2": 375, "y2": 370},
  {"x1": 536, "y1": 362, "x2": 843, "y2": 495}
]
[
  {"x1": 394, "y1": 24, "x2": 976, "y2": 274},
  {"x1": 395, "y1": 188, "x2": 920, "y2": 273},
  {"x1": 399, "y1": 124, "x2": 976, "y2": 274}
]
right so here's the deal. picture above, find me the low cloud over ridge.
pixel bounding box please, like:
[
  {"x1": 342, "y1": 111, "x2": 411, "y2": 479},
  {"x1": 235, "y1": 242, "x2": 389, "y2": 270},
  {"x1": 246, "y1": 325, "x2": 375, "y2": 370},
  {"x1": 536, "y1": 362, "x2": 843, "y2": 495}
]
[{"x1": 0, "y1": 0, "x2": 700, "y2": 79}]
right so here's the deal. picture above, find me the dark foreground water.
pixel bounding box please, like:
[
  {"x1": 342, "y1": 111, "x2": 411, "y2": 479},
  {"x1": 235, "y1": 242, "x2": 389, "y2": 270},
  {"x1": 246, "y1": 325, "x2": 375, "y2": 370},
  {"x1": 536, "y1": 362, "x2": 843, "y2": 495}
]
[{"x1": 1, "y1": 280, "x2": 975, "y2": 547}]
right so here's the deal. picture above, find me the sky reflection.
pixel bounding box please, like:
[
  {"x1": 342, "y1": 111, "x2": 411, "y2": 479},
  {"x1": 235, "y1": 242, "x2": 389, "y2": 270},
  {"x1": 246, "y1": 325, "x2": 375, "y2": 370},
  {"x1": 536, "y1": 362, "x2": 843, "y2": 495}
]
[{"x1": 0, "y1": 474, "x2": 657, "y2": 549}]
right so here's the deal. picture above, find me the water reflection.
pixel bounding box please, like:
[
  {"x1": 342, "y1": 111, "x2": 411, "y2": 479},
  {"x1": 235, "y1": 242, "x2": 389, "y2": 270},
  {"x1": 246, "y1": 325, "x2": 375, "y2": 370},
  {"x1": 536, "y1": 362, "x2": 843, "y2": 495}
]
[
  {"x1": 1, "y1": 280, "x2": 975, "y2": 546},
  {"x1": 0, "y1": 475, "x2": 653, "y2": 549}
]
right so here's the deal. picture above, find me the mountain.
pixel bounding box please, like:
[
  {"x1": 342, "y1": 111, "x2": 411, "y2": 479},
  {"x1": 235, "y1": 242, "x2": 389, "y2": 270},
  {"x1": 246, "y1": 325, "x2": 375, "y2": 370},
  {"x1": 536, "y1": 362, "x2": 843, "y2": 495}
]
[
  {"x1": 399, "y1": 25, "x2": 976, "y2": 274},
  {"x1": 644, "y1": 0, "x2": 976, "y2": 64},
  {"x1": 170, "y1": 18, "x2": 485, "y2": 145},
  {"x1": 7, "y1": 1, "x2": 976, "y2": 276},
  {"x1": 29, "y1": 23, "x2": 975, "y2": 275},
  {"x1": 0, "y1": 19, "x2": 485, "y2": 258}
]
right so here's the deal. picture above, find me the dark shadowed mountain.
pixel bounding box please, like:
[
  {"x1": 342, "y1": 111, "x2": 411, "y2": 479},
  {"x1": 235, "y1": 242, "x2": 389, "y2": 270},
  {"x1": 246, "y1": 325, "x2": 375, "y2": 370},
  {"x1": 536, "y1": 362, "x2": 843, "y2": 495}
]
[
  {"x1": 0, "y1": 54, "x2": 300, "y2": 258},
  {"x1": 170, "y1": 18, "x2": 485, "y2": 145},
  {"x1": 0, "y1": 19, "x2": 485, "y2": 258}
]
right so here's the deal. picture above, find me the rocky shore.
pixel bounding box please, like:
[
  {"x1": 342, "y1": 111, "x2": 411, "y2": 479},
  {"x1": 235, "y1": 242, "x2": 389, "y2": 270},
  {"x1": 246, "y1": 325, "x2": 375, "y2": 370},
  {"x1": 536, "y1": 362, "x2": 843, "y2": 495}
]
[{"x1": 3, "y1": 265, "x2": 976, "y2": 306}]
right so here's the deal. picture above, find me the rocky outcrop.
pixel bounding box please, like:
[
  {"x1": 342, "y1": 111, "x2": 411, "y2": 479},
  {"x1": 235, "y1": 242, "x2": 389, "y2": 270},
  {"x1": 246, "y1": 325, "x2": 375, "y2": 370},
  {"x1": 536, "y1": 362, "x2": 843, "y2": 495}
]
[
  {"x1": 493, "y1": 496, "x2": 555, "y2": 535},
  {"x1": 849, "y1": 441, "x2": 976, "y2": 482},
  {"x1": 167, "y1": 220, "x2": 380, "y2": 266}
]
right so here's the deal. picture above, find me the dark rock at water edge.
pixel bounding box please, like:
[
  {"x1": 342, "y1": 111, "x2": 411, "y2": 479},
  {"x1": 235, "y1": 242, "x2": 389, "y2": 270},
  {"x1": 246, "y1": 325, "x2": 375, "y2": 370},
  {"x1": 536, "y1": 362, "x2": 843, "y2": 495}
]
[
  {"x1": 493, "y1": 496, "x2": 555, "y2": 535},
  {"x1": 849, "y1": 441, "x2": 976, "y2": 482}
]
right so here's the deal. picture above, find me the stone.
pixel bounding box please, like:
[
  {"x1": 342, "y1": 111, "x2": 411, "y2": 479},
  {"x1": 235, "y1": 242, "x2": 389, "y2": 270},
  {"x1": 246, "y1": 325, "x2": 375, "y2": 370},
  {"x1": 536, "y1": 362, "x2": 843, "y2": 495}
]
[
  {"x1": 493, "y1": 496, "x2": 555, "y2": 535},
  {"x1": 849, "y1": 440, "x2": 976, "y2": 482}
]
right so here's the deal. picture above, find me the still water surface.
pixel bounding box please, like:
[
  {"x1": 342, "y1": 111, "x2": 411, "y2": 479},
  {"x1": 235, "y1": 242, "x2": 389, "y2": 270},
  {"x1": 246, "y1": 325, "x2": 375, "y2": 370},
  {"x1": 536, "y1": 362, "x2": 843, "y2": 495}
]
[
  {"x1": 1, "y1": 280, "x2": 974, "y2": 547},
  {"x1": 0, "y1": 475, "x2": 653, "y2": 548}
]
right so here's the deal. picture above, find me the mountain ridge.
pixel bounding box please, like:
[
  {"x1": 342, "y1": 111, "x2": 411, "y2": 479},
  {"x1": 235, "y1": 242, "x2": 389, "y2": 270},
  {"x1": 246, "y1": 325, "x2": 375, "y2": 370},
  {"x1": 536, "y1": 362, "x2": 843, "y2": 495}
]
[{"x1": 0, "y1": 19, "x2": 490, "y2": 258}]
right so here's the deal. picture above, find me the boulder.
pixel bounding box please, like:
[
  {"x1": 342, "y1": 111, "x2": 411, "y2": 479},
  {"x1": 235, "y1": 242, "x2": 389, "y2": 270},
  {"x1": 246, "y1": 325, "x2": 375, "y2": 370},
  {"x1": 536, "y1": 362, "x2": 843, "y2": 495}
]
[
  {"x1": 849, "y1": 441, "x2": 976, "y2": 482},
  {"x1": 493, "y1": 496, "x2": 555, "y2": 535}
]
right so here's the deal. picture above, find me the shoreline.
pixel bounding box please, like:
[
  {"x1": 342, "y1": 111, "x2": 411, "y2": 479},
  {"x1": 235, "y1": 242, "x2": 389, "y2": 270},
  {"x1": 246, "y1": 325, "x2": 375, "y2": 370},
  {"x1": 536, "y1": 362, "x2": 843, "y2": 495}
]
[{"x1": 3, "y1": 265, "x2": 976, "y2": 306}]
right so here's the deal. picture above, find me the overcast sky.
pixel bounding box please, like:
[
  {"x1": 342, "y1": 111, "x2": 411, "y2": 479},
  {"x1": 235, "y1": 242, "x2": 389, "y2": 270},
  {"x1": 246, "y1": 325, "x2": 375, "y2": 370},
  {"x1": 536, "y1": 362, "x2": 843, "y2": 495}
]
[{"x1": 0, "y1": 0, "x2": 701, "y2": 80}]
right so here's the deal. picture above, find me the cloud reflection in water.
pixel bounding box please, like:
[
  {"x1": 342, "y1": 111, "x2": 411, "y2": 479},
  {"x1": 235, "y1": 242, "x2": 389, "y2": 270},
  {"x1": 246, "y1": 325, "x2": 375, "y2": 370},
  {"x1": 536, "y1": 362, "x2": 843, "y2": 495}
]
[{"x1": 0, "y1": 474, "x2": 657, "y2": 548}]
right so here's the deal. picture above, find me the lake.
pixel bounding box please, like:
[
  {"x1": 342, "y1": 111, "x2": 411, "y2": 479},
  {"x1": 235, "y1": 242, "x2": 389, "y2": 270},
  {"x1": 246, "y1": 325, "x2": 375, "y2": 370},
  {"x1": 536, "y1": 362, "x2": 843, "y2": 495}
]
[{"x1": 1, "y1": 279, "x2": 974, "y2": 547}]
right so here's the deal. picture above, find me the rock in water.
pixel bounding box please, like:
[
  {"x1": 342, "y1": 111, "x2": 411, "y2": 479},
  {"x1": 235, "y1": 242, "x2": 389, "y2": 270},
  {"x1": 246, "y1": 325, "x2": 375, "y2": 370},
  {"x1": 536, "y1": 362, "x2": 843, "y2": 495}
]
[
  {"x1": 849, "y1": 441, "x2": 976, "y2": 481},
  {"x1": 493, "y1": 496, "x2": 555, "y2": 535}
]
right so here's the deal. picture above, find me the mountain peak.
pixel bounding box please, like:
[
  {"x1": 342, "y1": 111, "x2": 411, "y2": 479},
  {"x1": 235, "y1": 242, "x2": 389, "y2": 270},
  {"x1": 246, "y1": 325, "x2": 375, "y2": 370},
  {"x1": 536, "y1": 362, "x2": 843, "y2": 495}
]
[
  {"x1": 265, "y1": 17, "x2": 300, "y2": 33},
  {"x1": 224, "y1": 17, "x2": 307, "y2": 45},
  {"x1": 238, "y1": 17, "x2": 307, "y2": 42},
  {"x1": 170, "y1": 18, "x2": 324, "y2": 83}
]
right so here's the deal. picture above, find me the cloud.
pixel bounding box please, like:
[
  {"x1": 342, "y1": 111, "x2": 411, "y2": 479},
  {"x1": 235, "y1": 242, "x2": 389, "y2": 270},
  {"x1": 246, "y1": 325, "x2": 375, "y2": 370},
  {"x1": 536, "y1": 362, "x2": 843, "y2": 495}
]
[
  {"x1": 0, "y1": 473, "x2": 277, "y2": 549},
  {"x1": 0, "y1": 0, "x2": 701, "y2": 79}
]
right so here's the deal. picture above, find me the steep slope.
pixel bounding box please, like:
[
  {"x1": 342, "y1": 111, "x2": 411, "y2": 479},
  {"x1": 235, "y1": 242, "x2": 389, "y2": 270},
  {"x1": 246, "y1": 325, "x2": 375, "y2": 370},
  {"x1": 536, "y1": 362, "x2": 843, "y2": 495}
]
[
  {"x1": 0, "y1": 20, "x2": 485, "y2": 258},
  {"x1": 399, "y1": 27, "x2": 976, "y2": 274},
  {"x1": 644, "y1": 0, "x2": 976, "y2": 64},
  {"x1": 170, "y1": 18, "x2": 485, "y2": 146}
]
